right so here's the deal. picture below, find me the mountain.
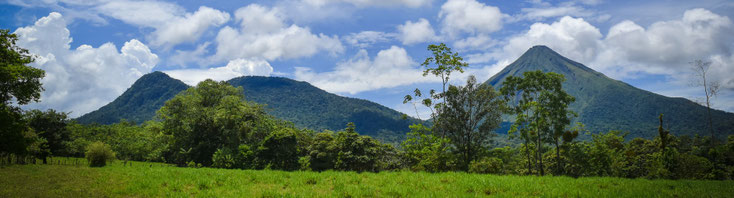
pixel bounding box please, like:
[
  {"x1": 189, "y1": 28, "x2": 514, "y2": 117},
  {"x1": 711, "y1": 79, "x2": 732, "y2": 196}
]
[
  {"x1": 76, "y1": 71, "x2": 189, "y2": 125},
  {"x1": 227, "y1": 76, "x2": 421, "y2": 138},
  {"x1": 76, "y1": 73, "x2": 421, "y2": 139},
  {"x1": 486, "y1": 45, "x2": 734, "y2": 139}
]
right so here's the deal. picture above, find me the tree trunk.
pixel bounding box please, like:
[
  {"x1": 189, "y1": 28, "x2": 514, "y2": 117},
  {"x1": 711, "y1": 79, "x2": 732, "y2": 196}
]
[
  {"x1": 537, "y1": 130, "x2": 544, "y2": 176},
  {"x1": 554, "y1": 139, "x2": 562, "y2": 175}
]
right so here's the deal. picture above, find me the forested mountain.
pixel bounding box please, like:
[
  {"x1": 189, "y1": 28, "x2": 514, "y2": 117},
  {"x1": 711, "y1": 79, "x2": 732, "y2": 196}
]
[
  {"x1": 75, "y1": 71, "x2": 188, "y2": 125},
  {"x1": 226, "y1": 76, "x2": 421, "y2": 138},
  {"x1": 76, "y1": 72, "x2": 421, "y2": 138},
  {"x1": 486, "y1": 45, "x2": 734, "y2": 139}
]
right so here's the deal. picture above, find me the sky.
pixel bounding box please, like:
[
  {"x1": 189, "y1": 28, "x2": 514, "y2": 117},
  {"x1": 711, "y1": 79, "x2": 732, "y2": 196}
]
[{"x1": 2, "y1": 0, "x2": 734, "y2": 118}]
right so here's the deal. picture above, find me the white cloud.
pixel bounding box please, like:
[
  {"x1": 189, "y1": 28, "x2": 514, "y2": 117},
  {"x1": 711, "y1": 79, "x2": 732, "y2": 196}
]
[
  {"x1": 15, "y1": 1, "x2": 230, "y2": 50},
  {"x1": 453, "y1": 34, "x2": 498, "y2": 51},
  {"x1": 294, "y1": 46, "x2": 439, "y2": 94},
  {"x1": 343, "y1": 31, "x2": 394, "y2": 48},
  {"x1": 164, "y1": 58, "x2": 273, "y2": 86},
  {"x1": 15, "y1": 12, "x2": 159, "y2": 117},
  {"x1": 518, "y1": 5, "x2": 593, "y2": 21},
  {"x1": 438, "y1": 0, "x2": 504, "y2": 38},
  {"x1": 501, "y1": 16, "x2": 603, "y2": 64},
  {"x1": 148, "y1": 6, "x2": 230, "y2": 49},
  {"x1": 598, "y1": 8, "x2": 734, "y2": 77},
  {"x1": 301, "y1": 0, "x2": 433, "y2": 8},
  {"x1": 485, "y1": 8, "x2": 733, "y2": 110},
  {"x1": 397, "y1": 18, "x2": 439, "y2": 45},
  {"x1": 211, "y1": 4, "x2": 344, "y2": 62}
]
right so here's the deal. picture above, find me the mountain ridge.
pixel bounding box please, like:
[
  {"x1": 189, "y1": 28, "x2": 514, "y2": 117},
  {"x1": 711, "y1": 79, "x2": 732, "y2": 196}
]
[
  {"x1": 75, "y1": 72, "x2": 421, "y2": 139},
  {"x1": 486, "y1": 45, "x2": 734, "y2": 138}
]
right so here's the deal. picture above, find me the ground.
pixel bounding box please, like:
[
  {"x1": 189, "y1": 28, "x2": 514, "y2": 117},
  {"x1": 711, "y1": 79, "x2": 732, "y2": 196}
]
[{"x1": 1, "y1": 158, "x2": 732, "y2": 197}]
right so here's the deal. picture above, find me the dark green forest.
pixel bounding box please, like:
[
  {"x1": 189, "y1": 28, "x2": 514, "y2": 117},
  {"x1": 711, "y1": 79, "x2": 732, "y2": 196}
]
[{"x1": 3, "y1": 30, "x2": 734, "y2": 181}]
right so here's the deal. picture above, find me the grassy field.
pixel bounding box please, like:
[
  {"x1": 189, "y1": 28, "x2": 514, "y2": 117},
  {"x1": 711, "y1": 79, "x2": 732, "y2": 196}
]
[{"x1": 1, "y1": 158, "x2": 733, "y2": 197}]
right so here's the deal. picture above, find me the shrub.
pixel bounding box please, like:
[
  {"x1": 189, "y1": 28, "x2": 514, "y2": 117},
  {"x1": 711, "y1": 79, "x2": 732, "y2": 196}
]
[
  {"x1": 469, "y1": 157, "x2": 503, "y2": 174},
  {"x1": 85, "y1": 141, "x2": 116, "y2": 167}
]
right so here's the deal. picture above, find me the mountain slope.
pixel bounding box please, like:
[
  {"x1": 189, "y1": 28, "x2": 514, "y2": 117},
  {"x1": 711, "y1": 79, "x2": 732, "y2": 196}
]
[
  {"x1": 76, "y1": 73, "x2": 421, "y2": 139},
  {"x1": 486, "y1": 45, "x2": 734, "y2": 139},
  {"x1": 76, "y1": 71, "x2": 189, "y2": 125},
  {"x1": 226, "y1": 76, "x2": 422, "y2": 137}
]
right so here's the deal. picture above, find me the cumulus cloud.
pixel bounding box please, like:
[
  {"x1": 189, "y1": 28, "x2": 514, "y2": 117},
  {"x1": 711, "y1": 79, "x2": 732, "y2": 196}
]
[
  {"x1": 474, "y1": 8, "x2": 733, "y2": 110},
  {"x1": 14, "y1": 12, "x2": 159, "y2": 117},
  {"x1": 397, "y1": 18, "x2": 439, "y2": 45},
  {"x1": 502, "y1": 16, "x2": 603, "y2": 64},
  {"x1": 301, "y1": 0, "x2": 433, "y2": 8},
  {"x1": 438, "y1": 0, "x2": 504, "y2": 38},
  {"x1": 97, "y1": 2, "x2": 230, "y2": 49},
  {"x1": 598, "y1": 8, "x2": 734, "y2": 78},
  {"x1": 518, "y1": 5, "x2": 593, "y2": 21},
  {"x1": 343, "y1": 31, "x2": 394, "y2": 48},
  {"x1": 12, "y1": 0, "x2": 230, "y2": 50},
  {"x1": 164, "y1": 59, "x2": 273, "y2": 86},
  {"x1": 148, "y1": 6, "x2": 230, "y2": 49},
  {"x1": 211, "y1": 4, "x2": 344, "y2": 62},
  {"x1": 294, "y1": 46, "x2": 439, "y2": 94}
]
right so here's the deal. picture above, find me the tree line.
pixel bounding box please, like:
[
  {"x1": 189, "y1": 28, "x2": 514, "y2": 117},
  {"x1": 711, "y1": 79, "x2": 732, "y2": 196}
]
[{"x1": 1, "y1": 30, "x2": 733, "y2": 180}]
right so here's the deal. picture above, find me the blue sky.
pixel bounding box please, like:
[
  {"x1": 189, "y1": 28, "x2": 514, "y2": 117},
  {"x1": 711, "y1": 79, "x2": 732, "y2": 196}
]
[{"x1": 2, "y1": 0, "x2": 734, "y2": 118}]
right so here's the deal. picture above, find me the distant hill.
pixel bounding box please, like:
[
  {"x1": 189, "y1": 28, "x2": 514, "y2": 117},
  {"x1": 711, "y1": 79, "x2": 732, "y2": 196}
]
[
  {"x1": 486, "y1": 45, "x2": 734, "y2": 139},
  {"x1": 75, "y1": 73, "x2": 421, "y2": 139},
  {"x1": 227, "y1": 76, "x2": 421, "y2": 138},
  {"x1": 75, "y1": 71, "x2": 188, "y2": 125}
]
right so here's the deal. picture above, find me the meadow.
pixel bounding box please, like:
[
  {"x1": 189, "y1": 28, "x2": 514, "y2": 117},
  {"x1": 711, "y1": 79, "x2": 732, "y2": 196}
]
[{"x1": 1, "y1": 158, "x2": 733, "y2": 197}]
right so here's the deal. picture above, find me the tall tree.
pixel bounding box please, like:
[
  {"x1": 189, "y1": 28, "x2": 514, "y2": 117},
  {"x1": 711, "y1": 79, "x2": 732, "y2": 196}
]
[
  {"x1": 24, "y1": 109, "x2": 70, "y2": 163},
  {"x1": 157, "y1": 79, "x2": 275, "y2": 166},
  {"x1": 500, "y1": 70, "x2": 575, "y2": 176},
  {"x1": 436, "y1": 75, "x2": 504, "y2": 171},
  {"x1": 690, "y1": 60, "x2": 720, "y2": 142},
  {"x1": 404, "y1": 43, "x2": 468, "y2": 122},
  {"x1": 0, "y1": 29, "x2": 45, "y2": 157}
]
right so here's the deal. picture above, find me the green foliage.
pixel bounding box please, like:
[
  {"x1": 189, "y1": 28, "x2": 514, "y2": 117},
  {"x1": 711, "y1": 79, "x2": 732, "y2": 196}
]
[
  {"x1": 469, "y1": 157, "x2": 503, "y2": 174},
  {"x1": 76, "y1": 71, "x2": 188, "y2": 125},
  {"x1": 0, "y1": 29, "x2": 44, "y2": 159},
  {"x1": 486, "y1": 45, "x2": 734, "y2": 139},
  {"x1": 64, "y1": 121, "x2": 163, "y2": 162},
  {"x1": 256, "y1": 128, "x2": 300, "y2": 170},
  {"x1": 500, "y1": 70, "x2": 575, "y2": 175},
  {"x1": 0, "y1": 29, "x2": 45, "y2": 105},
  {"x1": 24, "y1": 109, "x2": 70, "y2": 162},
  {"x1": 158, "y1": 79, "x2": 275, "y2": 166},
  {"x1": 437, "y1": 75, "x2": 504, "y2": 171},
  {"x1": 305, "y1": 123, "x2": 392, "y2": 172},
  {"x1": 401, "y1": 124, "x2": 453, "y2": 172},
  {"x1": 85, "y1": 142, "x2": 115, "y2": 167}
]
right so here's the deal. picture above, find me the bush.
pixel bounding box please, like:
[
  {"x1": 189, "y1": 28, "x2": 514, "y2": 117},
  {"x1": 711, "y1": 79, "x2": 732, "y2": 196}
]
[
  {"x1": 469, "y1": 157, "x2": 503, "y2": 174},
  {"x1": 85, "y1": 141, "x2": 115, "y2": 167}
]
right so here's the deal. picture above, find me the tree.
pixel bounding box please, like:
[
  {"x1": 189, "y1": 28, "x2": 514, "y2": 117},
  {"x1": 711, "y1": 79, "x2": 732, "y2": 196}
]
[
  {"x1": 0, "y1": 29, "x2": 45, "y2": 105},
  {"x1": 256, "y1": 127, "x2": 300, "y2": 170},
  {"x1": 500, "y1": 70, "x2": 575, "y2": 176},
  {"x1": 157, "y1": 79, "x2": 275, "y2": 166},
  {"x1": 404, "y1": 43, "x2": 468, "y2": 122},
  {"x1": 689, "y1": 60, "x2": 720, "y2": 142},
  {"x1": 24, "y1": 109, "x2": 70, "y2": 163},
  {"x1": 0, "y1": 29, "x2": 45, "y2": 158},
  {"x1": 401, "y1": 124, "x2": 453, "y2": 172},
  {"x1": 436, "y1": 75, "x2": 504, "y2": 171}
]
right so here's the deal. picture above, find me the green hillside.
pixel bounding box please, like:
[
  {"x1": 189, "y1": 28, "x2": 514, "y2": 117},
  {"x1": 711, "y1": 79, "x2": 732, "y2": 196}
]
[
  {"x1": 226, "y1": 76, "x2": 421, "y2": 138},
  {"x1": 75, "y1": 71, "x2": 189, "y2": 125},
  {"x1": 486, "y1": 45, "x2": 734, "y2": 138},
  {"x1": 75, "y1": 73, "x2": 421, "y2": 138}
]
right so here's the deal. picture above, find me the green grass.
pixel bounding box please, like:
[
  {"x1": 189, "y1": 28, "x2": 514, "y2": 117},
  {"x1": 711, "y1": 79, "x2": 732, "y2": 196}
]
[{"x1": 1, "y1": 158, "x2": 733, "y2": 197}]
